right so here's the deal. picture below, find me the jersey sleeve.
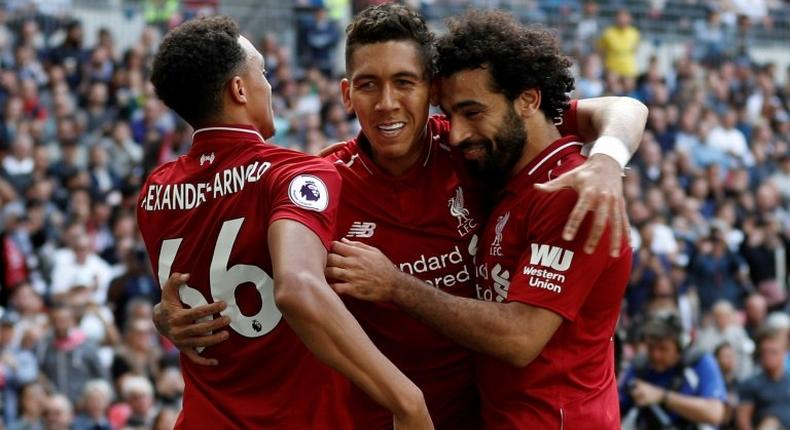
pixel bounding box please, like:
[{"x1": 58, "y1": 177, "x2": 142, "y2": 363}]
[
  {"x1": 694, "y1": 354, "x2": 728, "y2": 402},
  {"x1": 505, "y1": 188, "x2": 615, "y2": 321},
  {"x1": 556, "y1": 99, "x2": 579, "y2": 137},
  {"x1": 268, "y1": 159, "x2": 342, "y2": 250}
]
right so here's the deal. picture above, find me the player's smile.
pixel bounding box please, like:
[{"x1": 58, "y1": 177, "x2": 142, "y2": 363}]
[{"x1": 375, "y1": 121, "x2": 407, "y2": 138}]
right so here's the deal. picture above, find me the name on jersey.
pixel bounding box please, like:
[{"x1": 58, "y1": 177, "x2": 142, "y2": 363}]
[
  {"x1": 398, "y1": 243, "x2": 473, "y2": 290},
  {"x1": 140, "y1": 161, "x2": 271, "y2": 212}
]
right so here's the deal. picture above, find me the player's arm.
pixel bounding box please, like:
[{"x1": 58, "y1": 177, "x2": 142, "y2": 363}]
[
  {"x1": 537, "y1": 96, "x2": 648, "y2": 257},
  {"x1": 269, "y1": 219, "x2": 432, "y2": 430},
  {"x1": 328, "y1": 239, "x2": 562, "y2": 367}
]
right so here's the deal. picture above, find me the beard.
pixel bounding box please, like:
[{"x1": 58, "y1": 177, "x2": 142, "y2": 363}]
[{"x1": 460, "y1": 105, "x2": 528, "y2": 190}]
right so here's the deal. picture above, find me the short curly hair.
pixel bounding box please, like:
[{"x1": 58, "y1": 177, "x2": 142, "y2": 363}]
[
  {"x1": 151, "y1": 16, "x2": 246, "y2": 125},
  {"x1": 436, "y1": 11, "x2": 574, "y2": 119},
  {"x1": 345, "y1": 3, "x2": 435, "y2": 79}
]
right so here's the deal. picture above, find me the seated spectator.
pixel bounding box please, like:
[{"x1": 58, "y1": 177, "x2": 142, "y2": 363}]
[
  {"x1": 72, "y1": 379, "x2": 113, "y2": 430},
  {"x1": 10, "y1": 382, "x2": 47, "y2": 430},
  {"x1": 696, "y1": 300, "x2": 755, "y2": 380},
  {"x1": 620, "y1": 312, "x2": 727, "y2": 429},
  {"x1": 43, "y1": 393, "x2": 74, "y2": 430},
  {"x1": 119, "y1": 375, "x2": 156, "y2": 429},
  {"x1": 35, "y1": 304, "x2": 107, "y2": 405},
  {"x1": 736, "y1": 327, "x2": 790, "y2": 430},
  {"x1": 743, "y1": 293, "x2": 768, "y2": 338},
  {"x1": 715, "y1": 343, "x2": 739, "y2": 430},
  {"x1": 110, "y1": 318, "x2": 161, "y2": 383},
  {"x1": 0, "y1": 312, "x2": 39, "y2": 426}
]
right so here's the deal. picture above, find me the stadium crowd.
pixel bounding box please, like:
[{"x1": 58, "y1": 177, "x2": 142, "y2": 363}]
[{"x1": 0, "y1": 0, "x2": 786, "y2": 429}]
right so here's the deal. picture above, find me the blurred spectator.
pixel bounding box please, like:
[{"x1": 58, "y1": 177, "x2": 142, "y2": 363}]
[
  {"x1": 118, "y1": 375, "x2": 156, "y2": 429},
  {"x1": 620, "y1": 312, "x2": 727, "y2": 429},
  {"x1": 72, "y1": 379, "x2": 113, "y2": 430},
  {"x1": 689, "y1": 229, "x2": 749, "y2": 312},
  {"x1": 297, "y1": 6, "x2": 341, "y2": 77},
  {"x1": 706, "y1": 111, "x2": 754, "y2": 168},
  {"x1": 693, "y1": 7, "x2": 731, "y2": 66},
  {"x1": 43, "y1": 393, "x2": 74, "y2": 430},
  {"x1": 49, "y1": 232, "x2": 112, "y2": 304},
  {"x1": 743, "y1": 293, "x2": 768, "y2": 338},
  {"x1": 110, "y1": 318, "x2": 161, "y2": 384},
  {"x1": 36, "y1": 304, "x2": 107, "y2": 404},
  {"x1": 695, "y1": 300, "x2": 755, "y2": 380},
  {"x1": 10, "y1": 381, "x2": 46, "y2": 430},
  {"x1": 598, "y1": 9, "x2": 640, "y2": 79},
  {"x1": 714, "y1": 343, "x2": 739, "y2": 430},
  {"x1": 0, "y1": 312, "x2": 38, "y2": 426},
  {"x1": 736, "y1": 327, "x2": 790, "y2": 430}
]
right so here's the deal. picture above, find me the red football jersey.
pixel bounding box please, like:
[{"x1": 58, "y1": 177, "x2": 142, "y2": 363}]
[
  {"x1": 474, "y1": 135, "x2": 632, "y2": 430},
  {"x1": 327, "y1": 116, "x2": 485, "y2": 429},
  {"x1": 137, "y1": 126, "x2": 350, "y2": 430}
]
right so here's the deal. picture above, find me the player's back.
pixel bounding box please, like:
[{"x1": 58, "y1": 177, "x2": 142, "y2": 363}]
[{"x1": 137, "y1": 126, "x2": 350, "y2": 430}]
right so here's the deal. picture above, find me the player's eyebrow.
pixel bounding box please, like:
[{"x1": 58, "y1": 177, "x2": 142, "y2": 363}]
[{"x1": 450, "y1": 100, "x2": 485, "y2": 112}]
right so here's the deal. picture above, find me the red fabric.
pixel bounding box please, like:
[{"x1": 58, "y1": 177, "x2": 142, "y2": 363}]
[
  {"x1": 2, "y1": 235, "x2": 28, "y2": 287},
  {"x1": 475, "y1": 135, "x2": 631, "y2": 430},
  {"x1": 326, "y1": 115, "x2": 485, "y2": 429},
  {"x1": 137, "y1": 125, "x2": 350, "y2": 429}
]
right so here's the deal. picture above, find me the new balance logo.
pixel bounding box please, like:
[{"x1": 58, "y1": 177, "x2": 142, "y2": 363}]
[
  {"x1": 347, "y1": 222, "x2": 376, "y2": 238},
  {"x1": 529, "y1": 243, "x2": 574, "y2": 271}
]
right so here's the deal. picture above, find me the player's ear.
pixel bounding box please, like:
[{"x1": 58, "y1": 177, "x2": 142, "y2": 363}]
[
  {"x1": 340, "y1": 78, "x2": 354, "y2": 113},
  {"x1": 516, "y1": 88, "x2": 541, "y2": 119},
  {"x1": 229, "y1": 75, "x2": 247, "y2": 105}
]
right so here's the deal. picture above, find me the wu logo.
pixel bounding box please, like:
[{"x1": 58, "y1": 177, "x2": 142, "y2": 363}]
[
  {"x1": 200, "y1": 152, "x2": 215, "y2": 166},
  {"x1": 489, "y1": 212, "x2": 510, "y2": 256},
  {"x1": 448, "y1": 186, "x2": 478, "y2": 237},
  {"x1": 347, "y1": 222, "x2": 376, "y2": 238},
  {"x1": 529, "y1": 243, "x2": 574, "y2": 271}
]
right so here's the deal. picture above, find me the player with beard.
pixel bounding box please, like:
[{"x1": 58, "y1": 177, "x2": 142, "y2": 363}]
[
  {"x1": 327, "y1": 11, "x2": 632, "y2": 430},
  {"x1": 137, "y1": 16, "x2": 432, "y2": 429},
  {"x1": 152, "y1": 5, "x2": 646, "y2": 429}
]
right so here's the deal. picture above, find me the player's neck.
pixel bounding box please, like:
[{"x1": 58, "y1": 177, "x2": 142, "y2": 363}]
[{"x1": 510, "y1": 119, "x2": 562, "y2": 177}]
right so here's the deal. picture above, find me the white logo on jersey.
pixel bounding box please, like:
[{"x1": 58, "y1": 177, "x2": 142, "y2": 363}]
[
  {"x1": 491, "y1": 263, "x2": 511, "y2": 302},
  {"x1": 529, "y1": 243, "x2": 574, "y2": 271},
  {"x1": 347, "y1": 222, "x2": 376, "y2": 238},
  {"x1": 448, "y1": 186, "x2": 478, "y2": 237},
  {"x1": 489, "y1": 211, "x2": 510, "y2": 256},
  {"x1": 200, "y1": 152, "x2": 215, "y2": 166},
  {"x1": 288, "y1": 175, "x2": 329, "y2": 212}
]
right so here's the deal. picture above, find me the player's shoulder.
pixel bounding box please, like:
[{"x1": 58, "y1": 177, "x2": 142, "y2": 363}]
[
  {"x1": 264, "y1": 144, "x2": 338, "y2": 177},
  {"x1": 321, "y1": 139, "x2": 358, "y2": 165}
]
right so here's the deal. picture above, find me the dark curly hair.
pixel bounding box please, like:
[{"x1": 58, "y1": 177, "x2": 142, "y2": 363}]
[
  {"x1": 436, "y1": 11, "x2": 574, "y2": 119},
  {"x1": 345, "y1": 3, "x2": 435, "y2": 79},
  {"x1": 150, "y1": 16, "x2": 246, "y2": 126}
]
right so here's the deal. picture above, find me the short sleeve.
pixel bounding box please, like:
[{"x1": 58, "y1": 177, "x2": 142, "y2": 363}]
[
  {"x1": 268, "y1": 159, "x2": 342, "y2": 250},
  {"x1": 737, "y1": 376, "x2": 758, "y2": 404},
  {"x1": 505, "y1": 189, "x2": 615, "y2": 321},
  {"x1": 694, "y1": 354, "x2": 728, "y2": 402},
  {"x1": 557, "y1": 99, "x2": 579, "y2": 137}
]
